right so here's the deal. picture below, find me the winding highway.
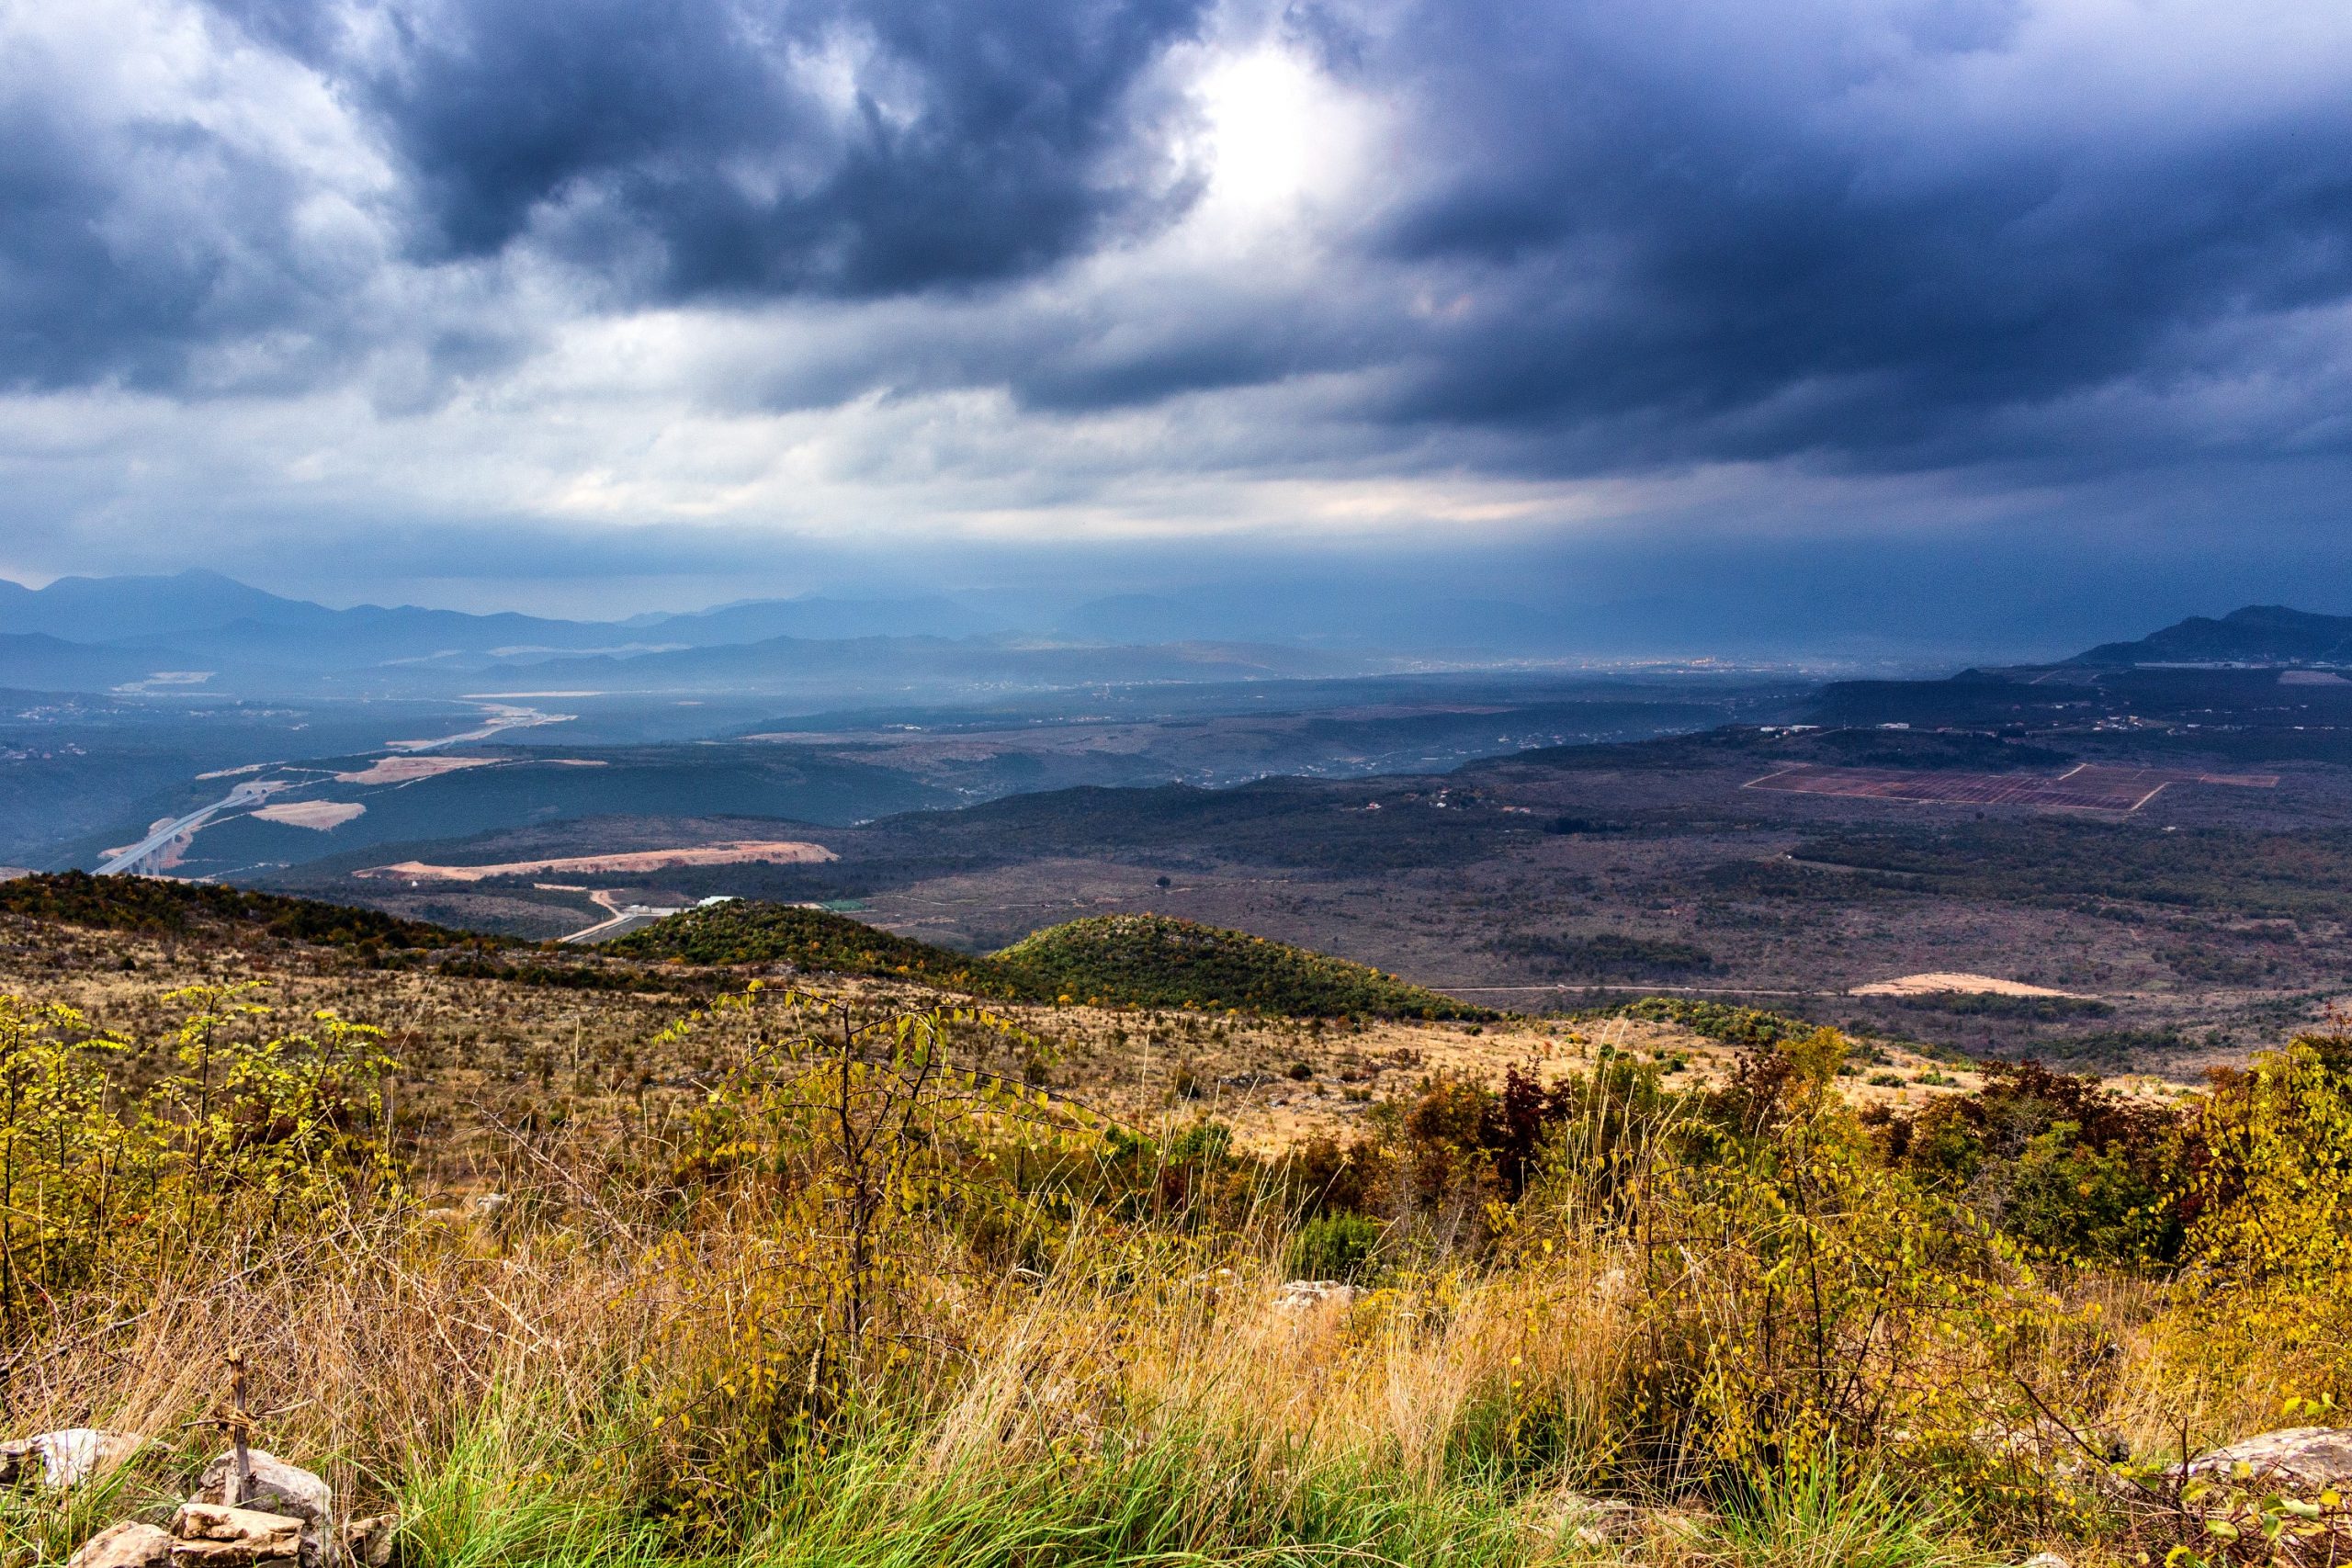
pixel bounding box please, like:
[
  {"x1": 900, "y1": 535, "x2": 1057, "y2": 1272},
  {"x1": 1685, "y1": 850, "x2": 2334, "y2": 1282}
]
[
  {"x1": 89, "y1": 700, "x2": 574, "y2": 878},
  {"x1": 94, "y1": 777, "x2": 288, "y2": 875}
]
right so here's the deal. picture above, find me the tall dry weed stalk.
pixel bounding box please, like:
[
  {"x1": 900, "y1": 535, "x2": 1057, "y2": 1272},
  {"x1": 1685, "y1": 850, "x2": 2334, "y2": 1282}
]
[{"x1": 0, "y1": 981, "x2": 2346, "y2": 1568}]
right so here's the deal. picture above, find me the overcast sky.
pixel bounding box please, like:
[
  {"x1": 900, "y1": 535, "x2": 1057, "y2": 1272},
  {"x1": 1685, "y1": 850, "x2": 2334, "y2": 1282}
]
[{"x1": 3, "y1": 0, "x2": 2349, "y2": 648}]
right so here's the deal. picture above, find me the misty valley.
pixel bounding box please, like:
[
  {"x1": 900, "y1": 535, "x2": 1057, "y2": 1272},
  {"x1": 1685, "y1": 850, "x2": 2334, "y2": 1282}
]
[{"x1": 8, "y1": 581, "x2": 2352, "y2": 1086}]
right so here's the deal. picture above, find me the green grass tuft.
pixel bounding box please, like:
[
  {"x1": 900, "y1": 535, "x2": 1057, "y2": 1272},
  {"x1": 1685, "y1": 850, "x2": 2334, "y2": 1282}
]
[
  {"x1": 731, "y1": 1426, "x2": 1538, "y2": 1568},
  {"x1": 1703, "y1": 1460, "x2": 1990, "y2": 1568}
]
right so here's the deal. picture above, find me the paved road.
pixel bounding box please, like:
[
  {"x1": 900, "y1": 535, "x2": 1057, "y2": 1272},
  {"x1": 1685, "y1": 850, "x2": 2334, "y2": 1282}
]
[
  {"x1": 95, "y1": 778, "x2": 284, "y2": 875},
  {"x1": 388, "y1": 702, "x2": 571, "y2": 753},
  {"x1": 560, "y1": 910, "x2": 680, "y2": 944},
  {"x1": 91, "y1": 699, "x2": 571, "y2": 878},
  {"x1": 558, "y1": 887, "x2": 685, "y2": 944}
]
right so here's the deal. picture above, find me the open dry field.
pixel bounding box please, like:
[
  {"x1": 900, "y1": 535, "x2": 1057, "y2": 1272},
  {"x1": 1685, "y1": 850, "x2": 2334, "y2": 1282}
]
[
  {"x1": 355, "y1": 839, "x2": 840, "y2": 882},
  {"x1": 1849, "y1": 971, "x2": 2086, "y2": 998},
  {"x1": 1746, "y1": 761, "x2": 2279, "y2": 811},
  {"x1": 332, "y1": 755, "x2": 503, "y2": 784},
  {"x1": 251, "y1": 799, "x2": 368, "y2": 829}
]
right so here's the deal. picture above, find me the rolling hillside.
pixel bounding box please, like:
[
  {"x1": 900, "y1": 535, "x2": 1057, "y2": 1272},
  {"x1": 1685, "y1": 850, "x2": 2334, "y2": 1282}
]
[
  {"x1": 606, "y1": 900, "x2": 997, "y2": 987},
  {"x1": 990, "y1": 913, "x2": 1493, "y2": 1019},
  {"x1": 609, "y1": 901, "x2": 1489, "y2": 1019},
  {"x1": 0, "y1": 870, "x2": 495, "y2": 949}
]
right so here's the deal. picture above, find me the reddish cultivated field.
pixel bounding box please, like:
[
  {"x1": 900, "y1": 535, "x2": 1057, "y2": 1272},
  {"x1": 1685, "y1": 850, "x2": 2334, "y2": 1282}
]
[{"x1": 1744, "y1": 761, "x2": 2279, "y2": 813}]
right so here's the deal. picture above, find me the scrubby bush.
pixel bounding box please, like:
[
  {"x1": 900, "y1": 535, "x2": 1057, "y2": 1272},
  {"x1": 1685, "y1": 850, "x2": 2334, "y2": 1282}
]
[
  {"x1": 0, "y1": 870, "x2": 477, "y2": 949},
  {"x1": 1892, "y1": 1059, "x2": 2188, "y2": 1268},
  {"x1": 609, "y1": 900, "x2": 997, "y2": 988},
  {"x1": 2156, "y1": 1034, "x2": 2352, "y2": 1429},
  {"x1": 0, "y1": 984, "x2": 395, "y2": 1327},
  {"x1": 1609, "y1": 996, "x2": 1816, "y2": 1049},
  {"x1": 1, "y1": 974, "x2": 2346, "y2": 1568},
  {"x1": 614, "y1": 906, "x2": 1493, "y2": 1021},
  {"x1": 1594, "y1": 1028, "x2": 2041, "y2": 1481},
  {"x1": 1285, "y1": 1212, "x2": 1383, "y2": 1280}
]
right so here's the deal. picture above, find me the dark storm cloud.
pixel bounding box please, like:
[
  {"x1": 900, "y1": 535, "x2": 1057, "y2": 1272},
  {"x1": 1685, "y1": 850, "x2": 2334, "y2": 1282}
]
[
  {"x1": 336, "y1": 0, "x2": 1211, "y2": 299},
  {"x1": 1340, "y1": 0, "x2": 2352, "y2": 466},
  {"x1": 684, "y1": 0, "x2": 2352, "y2": 475},
  {"x1": 1, "y1": 0, "x2": 1211, "y2": 391},
  {"x1": 6, "y1": 0, "x2": 2352, "y2": 491},
  {"x1": 0, "y1": 27, "x2": 361, "y2": 392},
  {"x1": 0, "y1": 93, "x2": 199, "y2": 389}
]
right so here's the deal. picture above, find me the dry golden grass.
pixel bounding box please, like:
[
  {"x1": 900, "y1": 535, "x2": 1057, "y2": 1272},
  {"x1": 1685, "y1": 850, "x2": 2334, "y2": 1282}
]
[{"x1": 0, "y1": 920, "x2": 2332, "y2": 1568}]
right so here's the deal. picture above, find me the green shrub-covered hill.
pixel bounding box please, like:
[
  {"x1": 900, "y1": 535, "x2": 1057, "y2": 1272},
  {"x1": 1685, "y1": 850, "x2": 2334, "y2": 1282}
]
[
  {"x1": 606, "y1": 900, "x2": 1000, "y2": 988},
  {"x1": 613, "y1": 903, "x2": 1487, "y2": 1018},
  {"x1": 989, "y1": 913, "x2": 1492, "y2": 1019},
  {"x1": 0, "y1": 870, "x2": 488, "y2": 950}
]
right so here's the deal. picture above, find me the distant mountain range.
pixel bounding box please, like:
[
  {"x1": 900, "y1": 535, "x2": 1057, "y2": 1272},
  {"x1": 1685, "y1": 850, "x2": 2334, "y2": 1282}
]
[
  {"x1": 17, "y1": 570, "x2": 2341, "y2": 706},
  {"x1": 1, "y1": 570, "x2": 1002, "y2": 656},
  {"x1": 2071, "y1": 605, "x2": 2352, "y2": 667},
  {"x1": 0, "y1": 569, "x2": 306, "y2": 639},
  {"x1": 0, "y1": 570, "x2": 1382, "y2": 701},
  {"x1": 1801, "y1": 604, "x2": 2352, "y2": 741}
]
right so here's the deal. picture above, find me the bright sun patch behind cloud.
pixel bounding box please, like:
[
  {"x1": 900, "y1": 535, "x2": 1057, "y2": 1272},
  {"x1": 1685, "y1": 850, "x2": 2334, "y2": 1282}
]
[
  {"x1": 1, "y1": 0, "x2": 2350, "y2": 622},
  {"x1": 1189, "y1": 45, "x2": 1371, "y2": 231}
]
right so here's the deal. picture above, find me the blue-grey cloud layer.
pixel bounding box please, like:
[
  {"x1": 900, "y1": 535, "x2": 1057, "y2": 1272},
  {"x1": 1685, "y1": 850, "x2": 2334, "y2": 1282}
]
[
  {"x1": 1348, "y1": 0, "x2": 2352, "y2": 468},
  {"x1": 3, "y1": 0, "x2": 2350, "y2": 539},
  {"x1": 345, "y1": 0, "x2": 1210, "y2": 297}
]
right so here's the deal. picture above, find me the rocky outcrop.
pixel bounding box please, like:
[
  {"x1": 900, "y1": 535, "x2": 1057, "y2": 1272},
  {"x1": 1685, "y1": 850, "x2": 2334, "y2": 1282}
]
[
  {"x1": 1272, "y1": 1280, "x2": 1359, "y2": 1312},
  {"x1": 2178, "y1": 1427, "x2": 2352, "y2": 1492},
  {"x1": 189, "y1": 1452, "x2": 332, "y2": 1568},
  {"x1": 39, "y1": 1428, "x2": 383, "y2": 1568},
  {"x1": 2169, "y1": 1427, "x2": 2352, "y2": 1566},
  {"x1": 64, "y1": 1522, "x2": 174, "y2": 1568},
  {"x1": 1520, "y1": 1488, "x2": 1712, "y2": 1553},
  {"x1": 169, "y1": 1504, "x2": 303, "y2": 1565},
  {"x1": 0, "y1": 1428, "x2": 140, "y2": 1488},
  {"x1": 341, "y1": 1516, "x2": 398, "y2": 1568},
  {"x1": 1530, "y1": 1490, "x2": 1644, "y2": 1550}
]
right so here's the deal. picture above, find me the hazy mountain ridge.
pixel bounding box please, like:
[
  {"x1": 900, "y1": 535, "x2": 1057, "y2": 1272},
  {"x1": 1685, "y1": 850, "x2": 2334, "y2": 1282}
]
[
  {"x1": 2071, "y1": 604, "x2": 2352, "y2": 667},
  {"x1": 0, "y1": 632, "x2": 163, "y2": 689},
  {"x1": 0, "y1": 571, "x2": 1394, "y2": 697},
  {"x1": 0, "y1": 570, "x2": 1685, "y2": 705},
  {"x1": 0, "y1": 568, "x2": 310, "y2": 638}
]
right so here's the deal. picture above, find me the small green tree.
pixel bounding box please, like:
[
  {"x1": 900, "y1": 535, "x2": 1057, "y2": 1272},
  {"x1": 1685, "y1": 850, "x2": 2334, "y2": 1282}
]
[
  {"x1": 644, "y1": 984, "x2": 1111, "y2": 1521},
  {"x1": 2169, "y1": 1036, "x2": 2352, "y2": 1416},
  {"x1": 0, "y1": 996, "x2": 127, "y2": 1327},
  {"x1": 0, "y1": 986, "x2": 399, "y2": 1327}
]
